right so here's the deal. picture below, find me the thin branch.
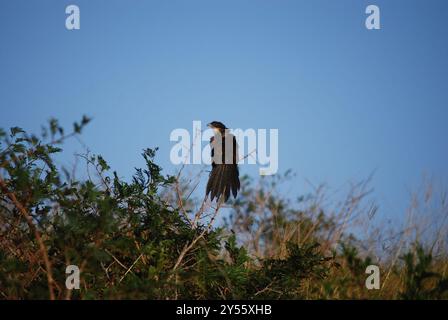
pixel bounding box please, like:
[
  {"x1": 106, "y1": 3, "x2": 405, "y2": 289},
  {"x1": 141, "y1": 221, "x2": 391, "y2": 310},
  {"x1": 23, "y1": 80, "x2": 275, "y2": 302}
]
[
  {"x1": 119, "y1": 254, "x2": 143, "y2": 283},
  {"x1": 172, "y1": 197, "x2": 224, "y2": 272}
]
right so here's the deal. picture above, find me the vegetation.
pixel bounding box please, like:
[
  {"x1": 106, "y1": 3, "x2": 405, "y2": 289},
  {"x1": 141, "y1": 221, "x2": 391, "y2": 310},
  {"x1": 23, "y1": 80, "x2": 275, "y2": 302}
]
[{"x1": 0, "y1": 117, "x2": 447, "y2": 299}]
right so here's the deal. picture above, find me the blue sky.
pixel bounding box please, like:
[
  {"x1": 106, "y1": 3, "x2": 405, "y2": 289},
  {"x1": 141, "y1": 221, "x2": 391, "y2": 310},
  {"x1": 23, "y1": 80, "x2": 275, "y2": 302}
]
[{"x1": 1, "y1": 0, "x2": 447, "y2": 225}]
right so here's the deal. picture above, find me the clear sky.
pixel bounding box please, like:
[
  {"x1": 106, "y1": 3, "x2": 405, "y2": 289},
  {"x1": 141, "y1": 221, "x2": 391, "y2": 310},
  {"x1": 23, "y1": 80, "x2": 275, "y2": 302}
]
[{"x1": 1, "y1": 0, "x2": 447, "y2": 226}]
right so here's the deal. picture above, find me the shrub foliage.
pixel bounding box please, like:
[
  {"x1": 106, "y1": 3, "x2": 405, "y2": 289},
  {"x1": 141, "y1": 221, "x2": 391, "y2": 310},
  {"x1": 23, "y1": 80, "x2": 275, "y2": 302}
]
[{"x1": 0, "y1": 117, "x2": 446, "y2": 299}]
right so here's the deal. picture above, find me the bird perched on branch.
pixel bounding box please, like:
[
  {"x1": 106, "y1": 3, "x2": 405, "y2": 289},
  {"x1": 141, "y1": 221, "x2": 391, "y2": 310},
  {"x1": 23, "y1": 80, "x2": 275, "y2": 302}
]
[{"x1": 206, "y1": 121, "x2": 240, "y2": 202}]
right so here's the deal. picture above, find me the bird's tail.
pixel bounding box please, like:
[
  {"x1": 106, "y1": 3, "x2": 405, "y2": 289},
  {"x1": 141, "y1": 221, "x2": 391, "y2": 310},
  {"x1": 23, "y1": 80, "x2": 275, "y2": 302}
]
[{"x1": 206, "y1": 165, "x2": 240, "y2": 202}]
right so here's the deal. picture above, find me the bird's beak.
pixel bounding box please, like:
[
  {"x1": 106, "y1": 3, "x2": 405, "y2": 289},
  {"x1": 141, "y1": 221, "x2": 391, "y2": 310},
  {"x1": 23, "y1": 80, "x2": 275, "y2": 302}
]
[{"x1": 207, "y1": 123, "x2": 212, "y2": 128}]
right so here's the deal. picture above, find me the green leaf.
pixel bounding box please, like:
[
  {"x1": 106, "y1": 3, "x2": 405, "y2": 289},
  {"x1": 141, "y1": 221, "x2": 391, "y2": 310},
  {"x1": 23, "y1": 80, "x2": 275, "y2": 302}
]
[{"x1": 10, "y1": 126, "x2": 25, "y2": 136}]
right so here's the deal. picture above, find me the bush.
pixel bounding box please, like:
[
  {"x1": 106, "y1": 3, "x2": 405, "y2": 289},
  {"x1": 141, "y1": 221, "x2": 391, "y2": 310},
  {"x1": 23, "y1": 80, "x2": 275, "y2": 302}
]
[
  {"x1": 1, "y1": 117, "x2": 447, "y2": 300},
  {"x1": 0, "y1": 117, "x2": 332, "y2": 299}
]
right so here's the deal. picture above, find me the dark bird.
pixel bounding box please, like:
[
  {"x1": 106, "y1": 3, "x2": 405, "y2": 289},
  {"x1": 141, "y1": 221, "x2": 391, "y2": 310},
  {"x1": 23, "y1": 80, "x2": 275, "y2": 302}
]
[{"x1": 206, "y1": 121, "x2": 240, "y2": 202}]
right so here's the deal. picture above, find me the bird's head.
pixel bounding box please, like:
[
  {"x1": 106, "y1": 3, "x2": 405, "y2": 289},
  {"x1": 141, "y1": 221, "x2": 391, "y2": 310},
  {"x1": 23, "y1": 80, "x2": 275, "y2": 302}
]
[{"x1": 207, "y1": 121, "x2": 227, "y2": 134}]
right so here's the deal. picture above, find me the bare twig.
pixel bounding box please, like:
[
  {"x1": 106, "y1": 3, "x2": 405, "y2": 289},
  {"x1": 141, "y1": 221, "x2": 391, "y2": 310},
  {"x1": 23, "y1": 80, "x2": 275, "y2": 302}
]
[
  {"x1": 172, "y1": 197, "x2": 224, "y2": 272},
  {"x1": 119, "y1": 254, "x2": 143, "y2": 283}
]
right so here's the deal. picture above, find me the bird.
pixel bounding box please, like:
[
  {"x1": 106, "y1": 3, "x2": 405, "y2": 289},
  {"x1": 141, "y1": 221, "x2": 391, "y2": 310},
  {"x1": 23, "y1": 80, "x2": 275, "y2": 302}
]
[{"x1": 206, "y1": 121, "x2": 240, "y2": 202}]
